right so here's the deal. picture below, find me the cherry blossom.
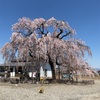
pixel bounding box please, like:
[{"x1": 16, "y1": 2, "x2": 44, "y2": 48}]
[{"x1": 1, "y1": 17, "x2": 97, "y2": 80}]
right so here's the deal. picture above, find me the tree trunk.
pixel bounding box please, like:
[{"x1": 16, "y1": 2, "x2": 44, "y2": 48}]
[
  {"x1": 49, "y1": 60, "x2": 56, "y2": 80},
  {"x1": 48, "y1": 55, "x2": 56, "y2": 80}
]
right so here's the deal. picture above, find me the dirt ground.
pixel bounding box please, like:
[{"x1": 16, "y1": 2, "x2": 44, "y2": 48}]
[{"x1": 0, "y1": 80, "x2": 100, "y2": 100}]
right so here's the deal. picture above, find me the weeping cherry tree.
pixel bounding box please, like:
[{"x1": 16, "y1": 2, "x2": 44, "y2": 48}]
[{"x1": 1, "y1": 17, "x2": 96, "y2": 80}]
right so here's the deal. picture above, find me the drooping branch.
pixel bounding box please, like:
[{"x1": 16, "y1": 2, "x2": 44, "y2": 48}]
[{"x1": 77, "y1": 40, "x2": 92, "y2": 56}]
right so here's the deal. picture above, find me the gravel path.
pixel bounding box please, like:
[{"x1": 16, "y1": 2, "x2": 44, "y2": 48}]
[{"x1": 0, "y1": 80, "x2": 100, "y2": 100}]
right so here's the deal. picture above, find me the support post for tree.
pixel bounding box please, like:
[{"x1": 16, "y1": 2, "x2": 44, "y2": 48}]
[
  {"x1": 58, "y1": 65, "x2": 61, "y2": 80},
  {"x1": 75, "y1": 71, "x2": 78, "y2": 82}
]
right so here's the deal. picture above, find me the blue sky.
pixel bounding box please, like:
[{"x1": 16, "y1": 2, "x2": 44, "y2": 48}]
[{"x1": 0, "y1": 0, "x2": 100, "y2": 68}]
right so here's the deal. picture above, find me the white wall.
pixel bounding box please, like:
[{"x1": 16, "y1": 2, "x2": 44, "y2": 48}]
[{"x1": 42, "y1": 62, "x2": 52, "y2": 78}]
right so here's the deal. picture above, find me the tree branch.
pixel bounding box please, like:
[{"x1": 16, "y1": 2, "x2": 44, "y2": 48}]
[
  {"x1": 29, "y1": 49, "x2": 33, "y2": 57},
  {"x1": 38, "y1": 23, "x2": 49, "y2": 37},
  {"x1": 56, "y1": 29, "x2": 63, "y2": 38},
  {"x1": 60, "y1": 31, "x2": 71, "y2": 39},
  {"x1": 25, "y1": 27, "x2": 33, "y2": 36}
]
